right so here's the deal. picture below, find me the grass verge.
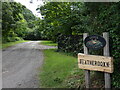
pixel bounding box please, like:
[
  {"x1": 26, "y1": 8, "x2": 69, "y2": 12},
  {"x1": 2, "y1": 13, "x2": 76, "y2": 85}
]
[
  {"x1": 40, "y1": 40, "x2": 57, "y2": 46},
  {"x1": 39, "y1": 49, "x2": 84, "y2": 88},
  {"x1": 1, "y1": 40, "x2": 29, "y2": 49}
]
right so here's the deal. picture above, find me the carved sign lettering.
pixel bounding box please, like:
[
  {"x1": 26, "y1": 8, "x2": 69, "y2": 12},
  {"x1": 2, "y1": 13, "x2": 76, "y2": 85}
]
[{"x1": 78, "y1": 53, "x2": 113, "y2": 73}]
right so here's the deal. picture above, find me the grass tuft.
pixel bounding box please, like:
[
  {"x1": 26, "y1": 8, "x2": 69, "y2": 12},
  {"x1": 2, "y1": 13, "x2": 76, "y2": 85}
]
[{"x1": 40, "y1": 40, "x2": 57, "y2": 46}]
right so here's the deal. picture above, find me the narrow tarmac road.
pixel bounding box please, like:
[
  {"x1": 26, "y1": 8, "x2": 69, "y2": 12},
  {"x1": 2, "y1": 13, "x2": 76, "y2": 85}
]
[{"x1": 2, "y1": 41, "x2": 56, "y2": 88}]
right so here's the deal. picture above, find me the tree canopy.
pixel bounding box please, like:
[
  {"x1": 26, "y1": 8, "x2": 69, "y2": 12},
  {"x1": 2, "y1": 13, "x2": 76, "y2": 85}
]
[{"x1": 2, "y1": 2, "x2": 39, "y2": 42}]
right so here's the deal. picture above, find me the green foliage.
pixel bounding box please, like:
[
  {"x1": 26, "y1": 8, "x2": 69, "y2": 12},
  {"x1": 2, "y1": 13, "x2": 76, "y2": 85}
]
[
  {"x1": 2, "y1": 36, "x2": 23, "y2": 43},
  {"x1": 112, "y1": 59, "x2": 120, "y2": 88},
  {"x1": 83, "y1": 3, "x2": 120, "y2": 87},
  {"x1": 58, "y1": 35, "x2": 83, "y2": 56},
  {"x1": 15, "y1": 19, "x2": 28, "y2": 38},
  {"x1": 2, "y1": 30, "x2": 23, "y2": 43},
  {"x1": 37, "y1": 2, "x2": 120, "y2": 87},
  {"x1": 22, "y1": 7, "x2": 36, "y2": 22},
  {"x1": 64, "y1": 68, "x2": 84, "y2": 88},
  {"x1": 37, "y1": 2, "x2": 84, "y2": 41},
  {"x1": 22, "y1": 7, "x2": 36, "y2": 28},
  {"x1": 2, "y1": 2, "x2": 24, "y2": 36},
  {"x1": 2, "y1": 2, "x2": 39, "y2": 42}
]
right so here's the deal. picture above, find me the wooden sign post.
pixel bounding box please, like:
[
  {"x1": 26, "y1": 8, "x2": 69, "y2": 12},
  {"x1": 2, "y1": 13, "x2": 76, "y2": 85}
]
[
  {"x1": 78, "y1": 32, "x2": 113, "y2": 88},
  {"x1": 103, "y1": 32, "x2": 111, "y2": 88},
  {"x1": 83, "y1": 33, "x2": 90, "y2": 88}
]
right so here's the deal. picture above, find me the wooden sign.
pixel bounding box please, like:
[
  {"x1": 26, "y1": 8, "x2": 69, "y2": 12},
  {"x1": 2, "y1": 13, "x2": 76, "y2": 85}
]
[
  {"x1": 78, "y1": 53, "x2": 113, "y2": 73},
  {"x1": 84, "y1": 35, "x2": 106, "y2": 50}
]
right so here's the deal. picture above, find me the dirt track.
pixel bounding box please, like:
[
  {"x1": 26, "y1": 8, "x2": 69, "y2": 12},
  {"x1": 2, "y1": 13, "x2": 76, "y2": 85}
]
[{"x1": 2, "y1": 41, "x2": 56, "y2": 88}]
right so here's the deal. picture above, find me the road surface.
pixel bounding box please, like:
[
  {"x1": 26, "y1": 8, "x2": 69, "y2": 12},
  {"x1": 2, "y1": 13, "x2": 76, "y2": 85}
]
[{"x1": 2, "y1": 41, "x2": 56, "y2": 88}]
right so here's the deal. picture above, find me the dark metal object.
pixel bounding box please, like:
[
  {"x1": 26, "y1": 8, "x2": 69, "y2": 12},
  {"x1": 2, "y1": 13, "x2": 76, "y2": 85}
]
[{"x1": 84, "y1": 35, "x2": 106, "y2": 50}]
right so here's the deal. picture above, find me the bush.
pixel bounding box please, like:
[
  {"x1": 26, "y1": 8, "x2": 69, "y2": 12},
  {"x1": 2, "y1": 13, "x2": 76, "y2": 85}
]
[
  {"x1": 2, "y1": 36, "x2": 23, "y2": 43},
  {"x1": 58, "y1": 35, "x2": 83, "y2": 56}
]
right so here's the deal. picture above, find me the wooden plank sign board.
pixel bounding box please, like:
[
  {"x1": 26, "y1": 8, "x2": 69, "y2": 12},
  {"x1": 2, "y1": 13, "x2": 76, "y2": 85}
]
[{"x1": 78, "y1": 53, "x2": 113, "y2": 73}]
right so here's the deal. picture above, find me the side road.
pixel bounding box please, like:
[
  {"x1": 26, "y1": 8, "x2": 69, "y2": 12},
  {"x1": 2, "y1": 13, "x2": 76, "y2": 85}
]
[{"x1": 2, "y1": 41, "x2": 56, "y2": 88}]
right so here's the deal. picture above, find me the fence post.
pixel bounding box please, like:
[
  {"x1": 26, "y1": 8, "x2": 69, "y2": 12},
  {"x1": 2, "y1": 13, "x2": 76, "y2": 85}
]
[
  {"x1": 83, "y1": 33, "x2": 90, "y2": 88},
  {"x1": 103, "y1": 32, "x2": 111, "y2": 89}
]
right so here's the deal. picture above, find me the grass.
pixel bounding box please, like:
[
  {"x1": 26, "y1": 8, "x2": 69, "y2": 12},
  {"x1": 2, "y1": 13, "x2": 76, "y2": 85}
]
[
  {"x1": 39, "y1": 49, "x2": 84, "y2": 88},
  {"x1": 1, "y1": 40, "x2": 29, "y2": 49},
  {"x1": 40, "y1": 40, "x2": 57, "y2": 46}
]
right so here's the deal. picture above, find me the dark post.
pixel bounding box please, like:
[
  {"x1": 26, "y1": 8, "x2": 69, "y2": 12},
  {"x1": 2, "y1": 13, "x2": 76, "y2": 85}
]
[
  {"x1": 83, "y1": 33, "x2": 90, "y2": 88},
  {"x1": 103, "y1": 32, "x2": 111, "y2": 89}
]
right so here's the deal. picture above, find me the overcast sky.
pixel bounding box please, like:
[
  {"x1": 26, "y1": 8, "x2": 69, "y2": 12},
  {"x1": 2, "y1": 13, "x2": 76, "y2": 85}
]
[{"x1": 15, "y1": 0, "x2": 44, "y2": 18}]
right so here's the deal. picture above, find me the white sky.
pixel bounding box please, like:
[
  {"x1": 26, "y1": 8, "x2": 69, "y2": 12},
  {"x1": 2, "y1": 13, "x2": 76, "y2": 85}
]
[{"x1": 15, "y1": 0, "x2": 44, "y2": 18}]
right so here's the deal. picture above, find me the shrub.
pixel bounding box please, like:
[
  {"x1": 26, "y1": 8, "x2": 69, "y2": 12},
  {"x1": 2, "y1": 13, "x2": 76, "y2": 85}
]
[{"x1": 58, "y1": 35, "x2": 83, "y2": 56}]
